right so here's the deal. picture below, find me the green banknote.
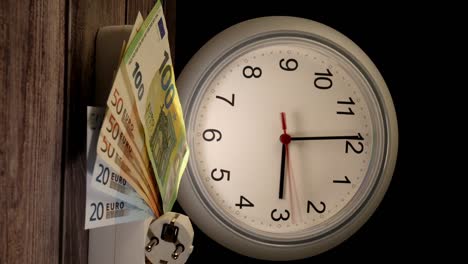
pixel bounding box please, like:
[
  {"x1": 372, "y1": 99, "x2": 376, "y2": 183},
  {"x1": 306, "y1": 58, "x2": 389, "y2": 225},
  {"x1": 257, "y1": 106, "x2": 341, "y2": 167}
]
[{"x1": 122, "y1": 1, "x2": 189, "y2": 213}]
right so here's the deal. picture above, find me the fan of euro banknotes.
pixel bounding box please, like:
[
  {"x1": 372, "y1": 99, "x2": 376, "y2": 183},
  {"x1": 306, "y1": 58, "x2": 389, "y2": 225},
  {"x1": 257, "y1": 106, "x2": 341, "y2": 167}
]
[{"x1": 85, "y1": 1, "x2": 189, "y2": 229}]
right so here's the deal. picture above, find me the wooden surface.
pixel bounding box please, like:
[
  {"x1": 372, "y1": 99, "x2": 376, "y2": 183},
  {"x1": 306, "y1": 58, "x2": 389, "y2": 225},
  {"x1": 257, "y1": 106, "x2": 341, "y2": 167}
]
[
  {"x1": 1, "y1": 0, "x2": 175, "y2": 263},
  {"x1": 0, "y1": 0, "x2": 65, "y2": 263},
  {"x1": 61, "y1": 2, "x2": 126, "y2": 263}
]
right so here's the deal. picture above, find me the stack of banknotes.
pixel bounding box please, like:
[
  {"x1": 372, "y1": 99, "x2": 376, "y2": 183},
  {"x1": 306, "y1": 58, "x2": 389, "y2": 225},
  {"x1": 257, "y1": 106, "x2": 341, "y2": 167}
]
[{"x1": 85, "y1": 1, "x2": 189, "y2": 229}]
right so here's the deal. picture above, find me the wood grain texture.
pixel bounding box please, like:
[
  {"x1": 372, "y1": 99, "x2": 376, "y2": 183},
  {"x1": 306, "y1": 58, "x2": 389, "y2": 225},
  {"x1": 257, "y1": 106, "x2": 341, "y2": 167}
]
[
  {"x1": 126, "y1": 0, "x2": 157, "y2": 23},
  {"x1": 61, "y1": 1, "x2": 126, "y2": 263},
  {"x1": 0, "y1": 0, "x2": 177, "y2": 263},
  {"x1": 0, "y1": 0, "x2": 65, "y2": 263}
]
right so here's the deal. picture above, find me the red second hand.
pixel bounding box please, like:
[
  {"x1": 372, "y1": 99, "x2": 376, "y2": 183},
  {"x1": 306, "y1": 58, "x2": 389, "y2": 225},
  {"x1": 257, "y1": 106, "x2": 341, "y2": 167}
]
[
  {"x1": 280, "y1": 112, "x2": 300, "y2": 223},
  {"x1": 280, "y1": 112, "x2": 291, "y2": 145}
]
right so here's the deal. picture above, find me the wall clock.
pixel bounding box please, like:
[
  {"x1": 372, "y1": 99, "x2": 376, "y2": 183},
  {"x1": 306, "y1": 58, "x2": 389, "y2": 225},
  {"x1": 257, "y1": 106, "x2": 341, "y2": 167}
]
[{"x1": 177, "y1": 16, "x2": 398, "y2": 260}]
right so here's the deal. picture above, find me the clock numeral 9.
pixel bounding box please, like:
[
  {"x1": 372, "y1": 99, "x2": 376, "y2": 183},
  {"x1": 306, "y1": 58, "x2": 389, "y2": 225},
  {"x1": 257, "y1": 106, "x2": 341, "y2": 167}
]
[
  {"x1": 271, "y1": 209, "x2": 290, "y2": 221},
  {"x1": 211, "y1": 168, "x2": 230, "y2": 181},
  {"x1": 314, "y1": 68, "x2": 333, "y2": 89},
  {"x1": 307, "y1": 201, "x2": 326, "y2": 214},
  {"x1": 243, "y1": 66, "x2": 262, "y2": 78},
  {"x1": 279, "y1": 58, "x2": 298, "y2": 71},
  {"x1": 203, "y1": 129, "x2": 222, "y2": 142},
  {"x1": 345, "y1": 133, "x2": 364, "y2": 154}
]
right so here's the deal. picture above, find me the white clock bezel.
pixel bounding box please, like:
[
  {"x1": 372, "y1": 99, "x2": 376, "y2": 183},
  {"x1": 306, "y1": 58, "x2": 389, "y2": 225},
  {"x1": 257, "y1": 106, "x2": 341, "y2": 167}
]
[{"x1": 177, "y1": 16, "x2": 398, "y2": 260}]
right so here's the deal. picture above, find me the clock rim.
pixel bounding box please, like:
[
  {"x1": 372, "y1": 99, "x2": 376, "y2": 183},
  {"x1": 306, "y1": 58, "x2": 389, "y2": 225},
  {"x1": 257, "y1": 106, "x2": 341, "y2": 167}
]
[{"x1": 176, "y1": 16, "x2": 398, "y2": 260}]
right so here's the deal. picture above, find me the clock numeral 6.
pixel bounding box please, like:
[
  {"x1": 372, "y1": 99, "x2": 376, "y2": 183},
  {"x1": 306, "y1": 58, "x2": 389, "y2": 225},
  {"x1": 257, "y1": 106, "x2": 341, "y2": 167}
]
[
  {"x1": 271, "y1": 209, "x2": 290, "y2": 221},
  {"x1": 211, "y1": 168, "x2": 230, "y2": 181},
  {"x1": 314, "y1": 68, "x2": 333, "y2": 89},
  {"x1": 345, "y1": 133, "x2": 364, "y2": 154},
  {"x1": 307, "y1": 201, "x2": 326, "y2": 214},
  {"x1": 279, "y1": 58, "x2": 298, "y2": 71},
  {"x1": 243, "y1": 66, "x2": 262, "y2": 78},
  {"x1": 203, "y1": 129, "x2": 222, "y2": 142}
]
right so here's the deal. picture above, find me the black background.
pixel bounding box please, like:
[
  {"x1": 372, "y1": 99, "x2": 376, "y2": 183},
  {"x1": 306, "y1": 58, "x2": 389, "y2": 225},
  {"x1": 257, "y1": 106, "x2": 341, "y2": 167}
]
[{"x1": 173, "y1": 1, "x2": 441, "y2": 262}]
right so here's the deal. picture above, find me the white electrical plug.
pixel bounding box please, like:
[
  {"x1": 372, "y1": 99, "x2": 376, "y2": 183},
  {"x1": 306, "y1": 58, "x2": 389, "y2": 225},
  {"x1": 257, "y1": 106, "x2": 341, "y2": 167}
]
[{"x1": 145, "y1": 212, "x2": 194, "y2": 264}]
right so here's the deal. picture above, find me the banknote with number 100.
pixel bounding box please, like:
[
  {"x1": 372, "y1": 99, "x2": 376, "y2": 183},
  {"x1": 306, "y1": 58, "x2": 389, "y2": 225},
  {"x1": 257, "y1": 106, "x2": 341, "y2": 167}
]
[{"x1": 122, "y1": 1, "x2": 189, "y2": 213}]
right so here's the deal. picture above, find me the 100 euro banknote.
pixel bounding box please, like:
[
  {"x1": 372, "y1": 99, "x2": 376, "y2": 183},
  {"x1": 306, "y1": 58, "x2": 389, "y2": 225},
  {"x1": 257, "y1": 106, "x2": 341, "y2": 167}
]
[{"x1": 122, "y1": 1, "x2": 189, "y2": 213}]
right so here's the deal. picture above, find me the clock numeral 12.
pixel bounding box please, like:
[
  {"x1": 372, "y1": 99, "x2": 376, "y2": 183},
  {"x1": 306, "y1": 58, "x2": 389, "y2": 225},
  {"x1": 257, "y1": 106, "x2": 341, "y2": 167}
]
[
  {"x1": 345, "y1": 133, "x2": 364, "y2": 154},
  {"x1": 337, "y1": 97, "x2": 355, "y2": 115}
]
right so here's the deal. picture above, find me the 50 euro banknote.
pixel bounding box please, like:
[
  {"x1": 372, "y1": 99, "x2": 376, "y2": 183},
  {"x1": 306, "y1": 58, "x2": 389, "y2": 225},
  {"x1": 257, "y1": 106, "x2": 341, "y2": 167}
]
[
  {"x1": 86, "y1": 106, "x2": 152, "y2": 229},
  {"x1": 96, "y1": 12, "x2": 165, "y2": 217}
]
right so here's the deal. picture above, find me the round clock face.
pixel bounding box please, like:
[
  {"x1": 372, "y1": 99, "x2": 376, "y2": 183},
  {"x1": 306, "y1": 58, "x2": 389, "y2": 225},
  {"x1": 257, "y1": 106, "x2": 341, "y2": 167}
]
[{"x1": 177, "y1": 17, "x2": 398, "y2": 260}]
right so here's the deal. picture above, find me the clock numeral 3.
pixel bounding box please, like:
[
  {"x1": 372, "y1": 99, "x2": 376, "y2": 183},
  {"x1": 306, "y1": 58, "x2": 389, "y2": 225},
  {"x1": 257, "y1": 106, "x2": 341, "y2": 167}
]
[
  {"x1": 211, "y1": 168, "x2": 230, "y2": 181},
  {"x1": 216, "y1": 94, "x2": 235, "y2": 106},
  {"x1": 279, "y1": 58, "x2": 298, "y2": 71},
  {"x1": 337, "y1": 97, "x2": 355, "y2": 115},
  {"x1": 243, "y1": 66, "x2": 262, "y2": 78},
  {"x1": 345, "y1": 134, "x2": 364, "y2": 154},
  {"x1": 307, "y1": 201, "x2": 326, "y2": 214},
  {"x1": 203, "y1": 129, "x2": 222, "y2": 142},
  {"x1": 271, "y1": 209, "x2": 290, "y2": 221},
  {"x1": 314, "y1": 68, "x2": 333, "y2": 89},
  {"x1": 235, "y1": 196, "x2": 254, "y2": 209}
]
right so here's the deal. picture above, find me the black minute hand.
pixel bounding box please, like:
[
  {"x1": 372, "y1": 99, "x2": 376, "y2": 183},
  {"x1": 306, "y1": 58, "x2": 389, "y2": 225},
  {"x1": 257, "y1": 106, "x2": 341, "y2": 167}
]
[{"x1": 291, "y1": 134, "x2": 363, "y2": 141}]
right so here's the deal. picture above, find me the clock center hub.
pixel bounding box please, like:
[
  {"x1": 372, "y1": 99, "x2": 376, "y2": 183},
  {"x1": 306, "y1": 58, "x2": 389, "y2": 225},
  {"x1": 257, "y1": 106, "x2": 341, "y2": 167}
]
[{"x1": 280, "y1": 134, "x2": 291, "y2": 144}]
